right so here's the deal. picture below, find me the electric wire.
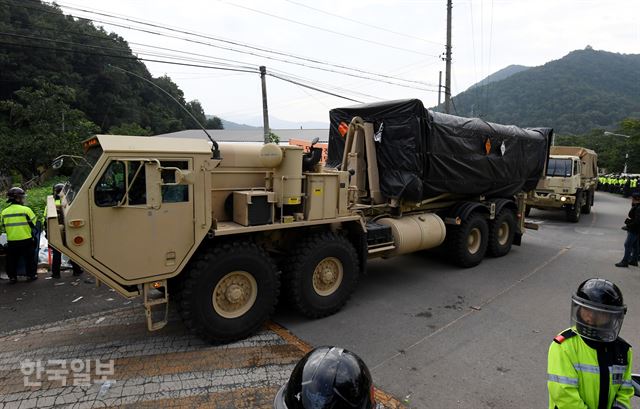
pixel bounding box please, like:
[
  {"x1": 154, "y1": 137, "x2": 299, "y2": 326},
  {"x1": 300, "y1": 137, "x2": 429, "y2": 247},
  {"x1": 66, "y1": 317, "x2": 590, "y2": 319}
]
[
  {"x1": 219, "y1": 0, "x2": 440, "y2": 58},
  {"x1": 0, "y1": 6, "x2": 440, "y2": 92},
  {"x1": 267, "y1": 73, "x2": 363, "y2": 103},
  {"x1": 31, "y1": 0, "x2": 440, "y2": 87},
  {"x1": 284, "y1": 0, "x2": 444, "y2": 46}
]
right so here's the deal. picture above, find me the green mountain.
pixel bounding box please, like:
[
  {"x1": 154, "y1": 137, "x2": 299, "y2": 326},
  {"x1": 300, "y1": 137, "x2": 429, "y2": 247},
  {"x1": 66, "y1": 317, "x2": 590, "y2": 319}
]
[
  {"x1": 466, "y1": 64, "x2": 530, "y2": 90},
  {"x1": 0, "y1": 0, "x2": 222, "y2": 179},
  {"x1": 446, "y1": 49, "x2": 640, "y2": 134}
]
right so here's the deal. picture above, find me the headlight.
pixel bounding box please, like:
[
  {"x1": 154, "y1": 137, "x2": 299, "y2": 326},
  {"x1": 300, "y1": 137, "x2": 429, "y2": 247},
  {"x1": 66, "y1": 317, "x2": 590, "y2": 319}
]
[{"x1": 560, "y1": 196, "x2": 567, "y2": 202}]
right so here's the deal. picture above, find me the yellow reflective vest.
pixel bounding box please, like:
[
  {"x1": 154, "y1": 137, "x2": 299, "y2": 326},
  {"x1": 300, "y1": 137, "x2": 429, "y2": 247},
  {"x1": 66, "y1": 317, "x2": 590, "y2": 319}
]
[
  {"x1": 0, "y1": 204, "x2": 36, "y2": 241},
  {"x1": 548, "y1": 328, "x2": 633, "y2": 409}
]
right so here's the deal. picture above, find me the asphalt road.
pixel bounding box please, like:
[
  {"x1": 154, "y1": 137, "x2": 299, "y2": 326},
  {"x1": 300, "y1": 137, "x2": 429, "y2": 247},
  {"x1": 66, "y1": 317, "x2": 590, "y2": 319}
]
[{"x1": 275, "y1": 191, "x2": 640, "y2": 409}]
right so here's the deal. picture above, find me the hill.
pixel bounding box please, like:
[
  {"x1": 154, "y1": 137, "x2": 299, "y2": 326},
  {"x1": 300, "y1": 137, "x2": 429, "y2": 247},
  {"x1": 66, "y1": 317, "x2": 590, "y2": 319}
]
[
  {"x1": 446, "y1": 49, "x2": 640, "y2": 133},
  {"x1": 466, "y1": 64, "x2": 530, "y2": 90},
  {"x1": 0, "y1": 0, "x2": 222, "y2": 179}
]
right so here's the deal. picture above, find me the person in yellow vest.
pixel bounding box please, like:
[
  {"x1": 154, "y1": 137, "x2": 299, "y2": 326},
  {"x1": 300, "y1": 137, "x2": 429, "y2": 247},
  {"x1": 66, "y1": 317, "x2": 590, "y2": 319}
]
[
  {"x1": 44, "y1": 183, "x2": 83, "y2": 279},
  {"x1": 548, "y1": 278, "x2": 633, "y2": 409},
  {"x1": 0, "y1": 187, "x2": 37, "y2": 283}
]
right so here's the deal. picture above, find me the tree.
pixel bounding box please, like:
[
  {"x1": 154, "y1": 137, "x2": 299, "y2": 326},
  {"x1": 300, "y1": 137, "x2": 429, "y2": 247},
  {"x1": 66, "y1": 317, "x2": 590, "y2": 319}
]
[
  {"x1": 205, "y1": 116, "x2": 224, "y2": 129},
  {"x1": 0, "y1": 81, "x2": 99, "y2": 179},
  {"x1": 109, "y1": 122, "x2": 152, "y2": 136}
]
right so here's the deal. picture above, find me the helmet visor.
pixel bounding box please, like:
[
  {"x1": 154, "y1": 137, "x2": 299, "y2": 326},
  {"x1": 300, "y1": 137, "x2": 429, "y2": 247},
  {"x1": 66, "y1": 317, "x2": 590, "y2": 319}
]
[{"x1": 571, "y1": 296, "x2": 625, "y2": 342}]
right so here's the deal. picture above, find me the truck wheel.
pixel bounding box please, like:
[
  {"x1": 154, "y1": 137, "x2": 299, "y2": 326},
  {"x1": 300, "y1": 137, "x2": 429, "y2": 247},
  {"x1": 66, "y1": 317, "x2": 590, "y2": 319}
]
[
  {"x1": 581, "y1": 190, "x2": 592, "y2": 214},
  {"x1": 488, "y1": 208, "x2": 516, "y2": 257},
  {"x1": 449, "y1": 213, "x2": 489, "y2": 268},
  {"x1": 283, "y1": 232, "x2": 359, "y2": 318},
  {"x1": 566, "y1": 191, "x2": 582, "y2": 222},
  {"x1": 179, "y1": 241, "x2": 279, "y2": 344}
]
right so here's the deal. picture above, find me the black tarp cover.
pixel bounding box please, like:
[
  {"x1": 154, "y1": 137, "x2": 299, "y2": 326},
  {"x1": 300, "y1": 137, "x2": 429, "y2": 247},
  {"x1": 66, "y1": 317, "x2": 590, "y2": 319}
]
[{"x1": 327, "y1": 99, "x2": 551, "y2": 202}]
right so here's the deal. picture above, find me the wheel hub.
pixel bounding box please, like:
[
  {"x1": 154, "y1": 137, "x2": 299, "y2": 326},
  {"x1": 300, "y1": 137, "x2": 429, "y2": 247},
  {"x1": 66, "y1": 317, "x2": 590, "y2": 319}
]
[
  {"x1": 468, "y1": 228, "x2": 481, "y2": 254},
  {"x1": 313, "y1": 257, "x2": 344, "y2": 297},
  {"x1": 212, "y1": 271, "x2": 257, "y2": 319},
  {"x1": 498, "y1": 222, "x2": 509, "y2": 245}
]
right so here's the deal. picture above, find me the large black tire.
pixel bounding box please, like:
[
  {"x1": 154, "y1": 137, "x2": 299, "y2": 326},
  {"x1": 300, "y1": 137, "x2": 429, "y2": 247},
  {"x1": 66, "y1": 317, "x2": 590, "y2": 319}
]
[
  {"x1": 581, "y1": 189, "x2": 592, "y2": 214},
  {"x1": 448, "y1": 213, "x2": 489, "y2": 268},
  {"x1": 487, "y1": 208, "x2": 516, "y2": 257},
  {"x1": 179, "y1": 241, "x2": 279, "y2": 344},
  {"x1": 566, "y1": 191, "x2": 582, "y2": 223},
  {"x1": 283, "y1": 232, "x2": 359, "y2": 318}
]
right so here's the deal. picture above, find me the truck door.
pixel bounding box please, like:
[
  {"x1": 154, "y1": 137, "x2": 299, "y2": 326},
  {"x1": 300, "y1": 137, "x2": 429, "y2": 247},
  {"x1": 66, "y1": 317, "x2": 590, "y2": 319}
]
[{"x1": 90, "y1": 159, "x2": 195, "y2": 282}]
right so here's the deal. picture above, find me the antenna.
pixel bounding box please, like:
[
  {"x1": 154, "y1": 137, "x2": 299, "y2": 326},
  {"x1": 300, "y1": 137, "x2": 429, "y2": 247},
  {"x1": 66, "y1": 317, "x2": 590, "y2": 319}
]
[{"x1": 106, "y1": 64, "x2": 220, "y2": 159}]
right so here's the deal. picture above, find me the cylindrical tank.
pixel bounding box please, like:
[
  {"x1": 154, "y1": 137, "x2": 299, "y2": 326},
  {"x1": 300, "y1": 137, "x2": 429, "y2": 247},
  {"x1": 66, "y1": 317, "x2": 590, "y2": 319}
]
[
  {"x1": 273, "y1": 146, "x2": 303, "y2": 205},
  {"x1": 377, "y1": 213, "x2": 446, "y2": 255},
  {"x1": 218, "y1": 143, "x2": 283, "y2": 168}
]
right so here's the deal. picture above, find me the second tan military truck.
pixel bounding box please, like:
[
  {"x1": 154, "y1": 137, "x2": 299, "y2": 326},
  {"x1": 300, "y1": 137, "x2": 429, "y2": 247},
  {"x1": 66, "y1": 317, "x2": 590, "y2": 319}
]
[
  {"x1": 47, "y1": 99, "x2": 551, "y2": 343},
  {"x1": 525, "y1": 146, "x2": 597, "y2": 222}
]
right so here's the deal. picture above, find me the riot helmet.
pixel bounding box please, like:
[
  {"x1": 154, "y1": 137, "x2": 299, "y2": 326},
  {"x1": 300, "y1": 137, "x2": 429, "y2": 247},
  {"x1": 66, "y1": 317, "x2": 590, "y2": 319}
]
[
  {"x1": 571, "y1": 278, "x2": 626, "y2": 342},
  {"x1": 6, "y1": 187, "x2": 26, "y2": 204},
  {"x1": 53, "y1": 183, "x2": 65, "y2": 199},
  {"x1": 274, "y1": 346, "x2": 376, "y2": 409}
]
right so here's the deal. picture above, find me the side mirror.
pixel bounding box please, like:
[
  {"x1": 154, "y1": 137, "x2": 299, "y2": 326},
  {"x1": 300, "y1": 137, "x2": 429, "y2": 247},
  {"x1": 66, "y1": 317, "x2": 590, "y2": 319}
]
[
  {"x1": 145, "y1": 162, "x2": 162, "y2": 209},
  {"x1": 52, "y1": 158, "x2": 64, "y2": 169},
  {"x1": 310, "y1": 136, "x2": 320, "y2": 147},
  {"x1": 632, "y1": 373, "x2": 640, "y2": 397}
]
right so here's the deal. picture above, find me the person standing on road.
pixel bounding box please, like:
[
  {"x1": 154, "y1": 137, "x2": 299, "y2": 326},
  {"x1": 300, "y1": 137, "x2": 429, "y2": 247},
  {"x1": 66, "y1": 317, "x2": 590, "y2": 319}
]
[
  {"x1": 547, "y1": 278, "x2": 633, "y2": 409},
  {"x1": 44, "y1": 183, "x2": 83, "y2": 279},
  {"x1": 615, "y1": 192, "x2": 640, "y2": 268},
  {"x1": 0, "y1": 187, "x2": 38, "y2": 283}
]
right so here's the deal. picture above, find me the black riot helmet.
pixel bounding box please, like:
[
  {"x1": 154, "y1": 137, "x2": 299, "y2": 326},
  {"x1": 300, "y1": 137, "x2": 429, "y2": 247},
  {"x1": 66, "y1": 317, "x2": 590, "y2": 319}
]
[
  {"x1": 6, "y1": 187, "x2": 26, "y2": 204},
  {"x1": 274, "y1": 346, "x2": 376, "y2": 409},
  {"x1": 571, "y1": 278, "x2": 627, "y2": 342},
  {"x1": 52, "y1": 183, "x2": 65, "y2": 199}
]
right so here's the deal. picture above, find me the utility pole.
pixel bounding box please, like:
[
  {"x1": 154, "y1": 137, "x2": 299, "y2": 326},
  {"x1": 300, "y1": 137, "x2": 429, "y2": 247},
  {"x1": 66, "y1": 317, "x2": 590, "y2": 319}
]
[
  {"x1": 437, "y1": 71, "x2": 442, "y2": 111},
  {"x1": 260, "y1": 66, "x2": 270, "y2": 144},
  {"x1": 444, "y1": 0, "x2": 452, "y2": 114}
]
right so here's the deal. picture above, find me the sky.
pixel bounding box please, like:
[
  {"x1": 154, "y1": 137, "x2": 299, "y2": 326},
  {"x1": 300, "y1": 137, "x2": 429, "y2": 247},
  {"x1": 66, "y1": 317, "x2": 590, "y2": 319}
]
[{"x1": 55, "y1": 0, "x2": 640, "y2": 127}]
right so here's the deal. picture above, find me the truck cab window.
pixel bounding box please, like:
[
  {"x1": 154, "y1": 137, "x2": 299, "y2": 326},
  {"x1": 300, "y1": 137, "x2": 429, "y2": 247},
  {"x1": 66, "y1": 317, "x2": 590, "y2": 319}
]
[
  {"x1": 128, "y1": 161, "x2": 147, "y2": 205},
  {"x1": 161, "y1": 160, "x2": 189, "y2": 203},
  {"x1": 95, "y1": 160, "x2": 147, "y2": 207},
  {"x1": 95, "y1": 161, "x2": 126, "y2": 206}
]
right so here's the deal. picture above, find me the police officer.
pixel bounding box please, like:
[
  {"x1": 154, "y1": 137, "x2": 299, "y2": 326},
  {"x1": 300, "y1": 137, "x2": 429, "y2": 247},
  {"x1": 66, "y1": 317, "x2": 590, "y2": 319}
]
[
  {"x1": 274, "y1": 346, "x2": 377, "y2": 409},
  {"x1": 45, "y1": 184, "x2": 82, "y2": 278},
  {"x1": 0, "y1": 187, "x2": 38, "y2": 283},
  {"x1": 547, "y1": 279, "x2": 633, "y2": 409}
]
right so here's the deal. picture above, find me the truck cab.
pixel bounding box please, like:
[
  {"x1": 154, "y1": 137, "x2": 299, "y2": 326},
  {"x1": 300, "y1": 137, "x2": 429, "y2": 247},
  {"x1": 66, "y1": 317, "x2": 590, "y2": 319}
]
[{"x1": 525, "y1": 146, "x2": 598, "y2": 222}]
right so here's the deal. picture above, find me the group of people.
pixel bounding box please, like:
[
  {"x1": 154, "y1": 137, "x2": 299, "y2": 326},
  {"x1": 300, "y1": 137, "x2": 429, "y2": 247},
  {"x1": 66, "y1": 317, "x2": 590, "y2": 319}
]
[
  {"x1": 0, "y1": 184, "x2": 81, "y2": 283},
  {"x1": 599, "y1": 174, "x2": 639, "y2": 197}
]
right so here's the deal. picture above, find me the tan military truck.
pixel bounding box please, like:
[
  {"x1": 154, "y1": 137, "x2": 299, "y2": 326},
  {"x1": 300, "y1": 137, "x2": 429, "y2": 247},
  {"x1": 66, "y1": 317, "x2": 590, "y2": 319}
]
[
  {"x1": 525, "y1": 146, "x2": 597, "y2": 222},
  {"x1": 47, "y1": 100, "x2": 551, "y2": 343}
]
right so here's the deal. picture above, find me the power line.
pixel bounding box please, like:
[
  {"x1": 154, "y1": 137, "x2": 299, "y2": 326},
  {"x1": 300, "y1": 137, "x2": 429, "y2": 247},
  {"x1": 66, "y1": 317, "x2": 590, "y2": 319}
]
[
  {"x1": 1, "y1": 39, "x2": 375, "y2": 106},
  {"x1": 41, "y1": 0, "x2": 440, "y2": 87},
  {"x1": 267, "y1": 73, "x2": 363, "y2": 104},
  {"x1": 218, "y1": 0, "x2": 440, "y2": 58},
  {"x1": 284, "y1": 0, "x2": 444, "y2": 46},
  {"x1": 0, "y1": 40, "x2": 259, "y2": 73}
]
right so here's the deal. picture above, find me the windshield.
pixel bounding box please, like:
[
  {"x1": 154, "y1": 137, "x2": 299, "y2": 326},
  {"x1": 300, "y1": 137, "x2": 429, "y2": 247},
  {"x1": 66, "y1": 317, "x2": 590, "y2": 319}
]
[
  {"x1": 546, "y1": 158, "x2": 573, "y2": 177},
  {"x1": 64, "y1": 146, "x2": 103, "y2": 203}
]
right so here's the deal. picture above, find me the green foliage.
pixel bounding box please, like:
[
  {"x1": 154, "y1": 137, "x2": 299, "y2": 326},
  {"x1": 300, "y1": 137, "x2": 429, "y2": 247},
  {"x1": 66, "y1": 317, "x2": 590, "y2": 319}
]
[
  {"x1": 109, "y1": 122, "x2": 152, "y2": 136},
  {"x1": 0, "y1": 81, "x2": 99, "y2": 179},
  {"x1": 0, "y1": 0, "x2": 219, "y2": 180},
  {"x1": 449, "y1": 49, "x2": 640, "y2": 134},
  {"x1": 205, "y1": 116, "x2": 224, "y2": 129},
  {"x1": 267, "y1": 132, "x2": 280, "y2": 144},
  {"x1": 555, "y1": 118, "x2": 640, "y2": 173}
]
